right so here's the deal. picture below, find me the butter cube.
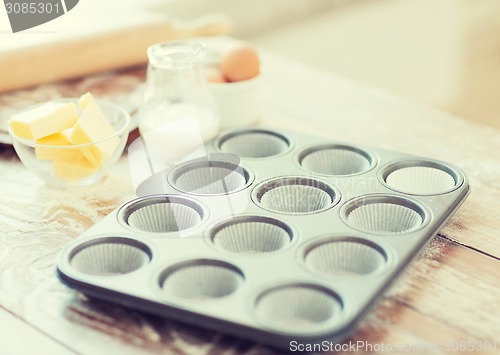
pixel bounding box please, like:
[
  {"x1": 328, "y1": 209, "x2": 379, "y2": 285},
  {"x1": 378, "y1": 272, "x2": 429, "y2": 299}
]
[
  {"x1": 9, "y1": 102, "x2": 79, "y2": 140},
  {"x1": 71, "y1": 99, "x2": 118, "y2": 166},
  {"x1": 35, "y1": 128, "x2": 82, "y2": 161},
  {"x1": 52, "y1": 156, "x2": 99, "y2": 180},
  {"x1": 78, "y1": 92, "x2": 93, "y2": 110}
]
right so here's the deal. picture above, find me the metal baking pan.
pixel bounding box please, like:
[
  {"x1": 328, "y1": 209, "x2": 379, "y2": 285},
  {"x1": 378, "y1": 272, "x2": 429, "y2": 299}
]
[{"x1": 56, "y1": 128, "x2": 470, "y2": 349}]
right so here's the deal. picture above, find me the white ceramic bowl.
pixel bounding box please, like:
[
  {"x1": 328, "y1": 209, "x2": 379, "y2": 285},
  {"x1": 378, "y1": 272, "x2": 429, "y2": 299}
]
[{"x1": 209, "y1": 74, "x2": 263, "y2": 129}]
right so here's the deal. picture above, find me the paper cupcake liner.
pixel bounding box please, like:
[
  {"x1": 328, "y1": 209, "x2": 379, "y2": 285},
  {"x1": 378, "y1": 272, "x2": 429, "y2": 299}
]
[
  {"x1": 304, "y1": 238, "x2": 386, "y2": 276},
  {"x1": 255, "y1": 284, "x2": 342, "y2": 329},
  {"x1": 385, "y1": 166, "x2": 457, "y2": 195},
  {"x1": 300, "y1": 146, "x2": 372, "y2": 175},
  {"x1": 219, "y1": 131, "x2": 289, "y2": 158},
  {"x1": 346, "y1": 198, "x2": 424, "y2": 233},
  {"x1": 211, "y1": 216, "x2": 292, "y2": 254},
  {"x1": 159, "y1": 260, "x2": 244, "y2": 300},
  {"x1": 70, "y1": 238, "x2": 151, "y2": 276},
  {"x1": 126, "y1": 202, "x2": 202, "y2": 233},
  {"x1": 255, "y1": 178, "x2": 335, "y2": 214},
  {"x1": 172, "y1": 162, "x2": 248, "y2": 195}
]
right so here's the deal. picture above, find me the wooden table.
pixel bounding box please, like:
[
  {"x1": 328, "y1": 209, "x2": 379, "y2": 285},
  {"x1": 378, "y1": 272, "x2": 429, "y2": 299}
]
[{"x1": 0, "y1": 51, "x2": 499, "y2": 355}]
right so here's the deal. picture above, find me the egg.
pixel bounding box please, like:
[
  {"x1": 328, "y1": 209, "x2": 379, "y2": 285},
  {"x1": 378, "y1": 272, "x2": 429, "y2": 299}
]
[
  {"x1": 220, "y1": 43, "x2": 260, "y2": 82},
  {"x1": 205, "y1": 66, "x2": 226, "y2": 83}
]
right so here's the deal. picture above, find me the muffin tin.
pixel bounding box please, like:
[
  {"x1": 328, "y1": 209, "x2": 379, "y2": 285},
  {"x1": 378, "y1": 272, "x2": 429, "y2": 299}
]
[{"x1": 56, "y1": 128, "x2": 470, "y2": 348}]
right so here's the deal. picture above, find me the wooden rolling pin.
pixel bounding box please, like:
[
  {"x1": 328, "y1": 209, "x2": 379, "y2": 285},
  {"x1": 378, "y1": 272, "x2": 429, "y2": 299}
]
[{"x1": 0, "y1": 14, "x2": 231, "y2": 93}]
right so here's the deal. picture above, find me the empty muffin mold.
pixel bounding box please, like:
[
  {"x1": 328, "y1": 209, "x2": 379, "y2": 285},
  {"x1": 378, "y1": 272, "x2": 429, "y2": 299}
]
[
  {"x1": 158, "y1": 259, "x2": 244, "y2": 300},
  {"x1": 169, "y1": 159, "x2": 252, "y2": 195},
  {"x1": 68, "y1": 237, "x2": 152, "y2": 276},
  {"x1": 254, "y1": 283, "x2": 343, "y2": 332},
  {"x1": 253, "y1": 177, "x2": 339, "y2": 214},
  {"x1": 380, "y1": 159, "x2": 462, "y2": 195},
  {"x1": 217, "y1": 129, "x2": 291, "y2": 158},
  {"x1": 119, "y1": 195, "x2": 206, "y2": 234},
  {"x1": 342, "y1": 195, "x2": 427, "y2": 234},
  {"x1": 299, "y1": 144, "x2": 374, "y2": 176},
  {"x1": 210, "y1": 216, "x2": 293, "y2": 254},
  {"x1": 303, "y1": 237, "x2": 388, "y2": 277}
]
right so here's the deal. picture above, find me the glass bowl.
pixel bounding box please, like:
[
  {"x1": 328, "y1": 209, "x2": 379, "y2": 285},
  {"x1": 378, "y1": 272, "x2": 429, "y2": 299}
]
[{"x1": 8, "y1": 99, "x2": 130, "y2": 189}]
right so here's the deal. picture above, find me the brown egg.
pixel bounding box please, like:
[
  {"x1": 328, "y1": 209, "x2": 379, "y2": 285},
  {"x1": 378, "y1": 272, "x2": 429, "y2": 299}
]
[
  {"x1": 220, "y1": 43, "x2": 260, "y2": 82},
  {"x1": 205, "y1": 66, "x2": 226, "y2": 83}
]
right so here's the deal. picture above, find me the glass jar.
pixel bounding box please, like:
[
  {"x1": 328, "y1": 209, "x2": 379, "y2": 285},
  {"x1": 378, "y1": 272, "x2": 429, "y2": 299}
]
[{"x1": 138, "y1": 41, "x2": 219, "y2": 172}]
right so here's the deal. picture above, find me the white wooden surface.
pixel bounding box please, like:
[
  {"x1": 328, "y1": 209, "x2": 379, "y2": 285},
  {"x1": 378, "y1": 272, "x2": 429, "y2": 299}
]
[{"x1": 0, "y1": 51, "x2": 499, "y2": 354}]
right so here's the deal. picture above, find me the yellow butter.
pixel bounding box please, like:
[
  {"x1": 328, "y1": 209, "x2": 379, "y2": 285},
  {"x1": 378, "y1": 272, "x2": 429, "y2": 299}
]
[
  {"x1": 35, "y1": 128, "x2": 82, "y2": 161},
  {"x1": 78, "y1": 92, "x2": 93, "y2": 110},
  {"x1": 37, "y1": 145, "x2": 87, "y2": 162},
  {"x1": 9, "y1": 102, "x2": 79, "y2": 140},
  {"x1": 52, "y1": 156, "x2": 99, "y2": 180},
  {"x1": 71, "y1": 99, "x2": 118, "y2": 166},
  {"x1": 37, "y1": 128, "x2": 73, "y2": 146}
]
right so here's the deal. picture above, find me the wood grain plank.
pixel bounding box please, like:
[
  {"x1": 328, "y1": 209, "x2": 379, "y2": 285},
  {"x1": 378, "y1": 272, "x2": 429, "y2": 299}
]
[{"x1": 0, "y1": 307, "x2": 74, "y2": 355}]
